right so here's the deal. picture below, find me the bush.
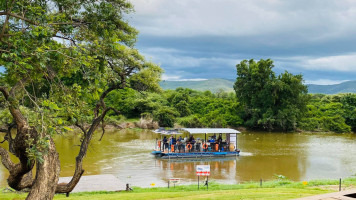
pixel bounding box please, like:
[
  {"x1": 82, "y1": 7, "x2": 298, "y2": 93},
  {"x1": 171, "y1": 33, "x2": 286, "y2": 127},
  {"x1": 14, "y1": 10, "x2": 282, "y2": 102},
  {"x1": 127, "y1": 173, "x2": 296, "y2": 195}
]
[
  {"x1": 177, "y1": 115, "x2": 203, "y2": 128},
  {"x1": 153, "y1": 107, "x2": 179, "y2": 127}
]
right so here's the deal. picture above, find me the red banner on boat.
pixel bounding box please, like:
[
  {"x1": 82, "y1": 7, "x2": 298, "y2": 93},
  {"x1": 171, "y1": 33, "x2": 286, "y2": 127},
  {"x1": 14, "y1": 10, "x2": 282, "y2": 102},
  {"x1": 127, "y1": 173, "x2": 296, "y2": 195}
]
[{"x1": 196, "y1": 165, "x2": 210, "y2": 176}]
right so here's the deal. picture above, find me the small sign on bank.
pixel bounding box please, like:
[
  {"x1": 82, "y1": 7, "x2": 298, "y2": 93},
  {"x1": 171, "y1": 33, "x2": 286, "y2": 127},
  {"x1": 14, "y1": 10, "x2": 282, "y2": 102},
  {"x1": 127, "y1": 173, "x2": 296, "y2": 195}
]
[
  {"x1": 196, "y1": 165, "x2": 210, "y2": 190},
  {"x1": 169, "y1": 178, "x2": 180, "y2": 188},
  {"x1": 196, "y1": 165, "x2": 210, "y2": 176}
]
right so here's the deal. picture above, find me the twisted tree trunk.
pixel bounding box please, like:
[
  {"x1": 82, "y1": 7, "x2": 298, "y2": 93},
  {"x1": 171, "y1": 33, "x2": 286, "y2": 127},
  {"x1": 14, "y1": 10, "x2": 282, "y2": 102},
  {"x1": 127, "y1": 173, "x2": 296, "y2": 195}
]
[
  {"x1": 1, "y1": 85, "x2": 61, "y2": 199},
  {"x1": 1, "y1": 77, "x2": 121, "y2": 199},
  {"x1": 26, "y1": 139, "x2": 60, "y2": 200}
]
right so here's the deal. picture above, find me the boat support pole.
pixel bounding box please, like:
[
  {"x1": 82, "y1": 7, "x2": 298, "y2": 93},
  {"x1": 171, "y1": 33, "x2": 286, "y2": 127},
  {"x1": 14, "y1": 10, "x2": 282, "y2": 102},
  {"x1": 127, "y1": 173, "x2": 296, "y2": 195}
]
[{"x1": 205, "y1": 133, "x2": 207, "y2": 152}]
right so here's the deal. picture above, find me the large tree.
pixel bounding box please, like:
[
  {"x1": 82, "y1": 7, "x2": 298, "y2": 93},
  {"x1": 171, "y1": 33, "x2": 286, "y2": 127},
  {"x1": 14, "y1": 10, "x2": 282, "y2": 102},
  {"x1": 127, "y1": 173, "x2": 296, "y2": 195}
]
[
  {"x1": 234, "y1": 59, "x2": 308, "y2": 131},
  {"x1": 0, "y1": 0, "x2": 162, "y2": 199}
]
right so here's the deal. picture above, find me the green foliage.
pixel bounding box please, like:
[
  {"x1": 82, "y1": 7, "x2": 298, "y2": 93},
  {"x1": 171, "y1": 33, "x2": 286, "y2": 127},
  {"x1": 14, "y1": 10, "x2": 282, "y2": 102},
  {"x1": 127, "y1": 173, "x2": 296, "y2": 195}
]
[
  {"x1": 104, "y1": 86, "x2": 243, "y2": 128},
  {"x1": 129, "y1": 62, "x2": 163, "y2": 92},
  {"x1": 340, "y1": 93, "x2": 356, "y2": 131},
  {"x1": 234, "y1": 59, "x2": 308, "y2": 131},
  {"x1": 299, "y1": 94, "x2": 352, "y2": 133},
  {"x1": 134, "y1": 92, "x2": 169, "y2": 116},
  {"x1": 0, "y1": 0, "x2": 163, "y2": 161},
  {"x1": 160, "y1": 78, "x2": 235, "y2": 93},
  {"x1": 105, "y1": 88, "x2": 138, "y2": 118},
  {"x1": 104, "y1": 86, "x2": 244, "y2": 128},
  {"x1": 103, "y1": 82, "x2": 355, "y2": 133},
  {"x1": 153, "y1": 106, "x2": 179, "y2": 127},
  {"x1": 177, "y1": 115, "x2": 203, "y2": 128}
]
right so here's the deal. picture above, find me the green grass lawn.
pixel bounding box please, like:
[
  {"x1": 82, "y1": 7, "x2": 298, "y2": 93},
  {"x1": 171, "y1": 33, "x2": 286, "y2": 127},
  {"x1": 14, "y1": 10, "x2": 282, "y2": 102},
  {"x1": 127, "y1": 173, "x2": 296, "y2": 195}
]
[{"x1": 2, "y1": 178, "x2": 355, "y2": 200}]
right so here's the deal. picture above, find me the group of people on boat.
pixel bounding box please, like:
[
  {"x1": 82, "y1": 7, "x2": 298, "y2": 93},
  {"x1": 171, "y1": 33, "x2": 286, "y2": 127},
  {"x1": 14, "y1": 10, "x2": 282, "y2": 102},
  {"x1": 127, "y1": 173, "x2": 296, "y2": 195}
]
[{"x1": 161, "y1": 133, "x2": 226, "y2": 153}]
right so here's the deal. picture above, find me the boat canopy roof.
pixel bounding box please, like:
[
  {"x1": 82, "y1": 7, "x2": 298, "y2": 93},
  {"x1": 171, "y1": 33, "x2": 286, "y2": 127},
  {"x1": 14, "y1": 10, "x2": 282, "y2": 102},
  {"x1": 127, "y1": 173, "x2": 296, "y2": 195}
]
[
  {"x1": 181, "y1": 128, "x2": 240, "y2": 134},
  {"x1": 154, "y1": 128, "x2": 182, "y2": 135}
]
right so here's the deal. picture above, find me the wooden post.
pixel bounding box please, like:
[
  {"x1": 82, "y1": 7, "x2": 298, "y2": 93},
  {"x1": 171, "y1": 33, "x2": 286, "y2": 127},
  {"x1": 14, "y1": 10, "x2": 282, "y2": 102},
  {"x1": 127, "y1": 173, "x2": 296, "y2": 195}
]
[
  {"x1": 126, "y1": 183, "x2": 132, "y2": 191},
  {"x1": 168, "y1": 181, "x2": 170, "y2": 188},
  {"x1": 260, "y1": 178, "x2": 262, "y2": 187},
  {"x1": 207, "y1": 176, "x2": 209, "y2": 190},
  {"x1": 198, "y1": 176, "x2": 199, "y2": 190},
  {"x1": 339, "y1": 178, "x2": 341, "y2": 191}
]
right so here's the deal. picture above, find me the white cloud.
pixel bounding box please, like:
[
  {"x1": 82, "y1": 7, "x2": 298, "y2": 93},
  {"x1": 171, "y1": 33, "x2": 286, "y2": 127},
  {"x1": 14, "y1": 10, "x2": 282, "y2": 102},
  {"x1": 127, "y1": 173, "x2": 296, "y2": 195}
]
[
  {"x1": 273, "y1": 53, "x2": 356, "y2": 73},
  {"x1": 161, "y1": 74, "x2": 181, "y2": 81},
  {"x1": 140, "y1": 47, "x2": 240, "y2": 69},
  {"x1": 130, "y1": 0, "x2": 356, "y2": 41},
  {"x1": 302, "y1": 54, "x2": 356, "y2": 72},
  {"x1": 305, "y1": 79, "x2": 348, "y2": 85},
  {"x1": 128, "y1": 0, "x2": 356, "y2": 81},
  {"x1": 161, "y1": 74, "x2": 207, "y2": 81}
]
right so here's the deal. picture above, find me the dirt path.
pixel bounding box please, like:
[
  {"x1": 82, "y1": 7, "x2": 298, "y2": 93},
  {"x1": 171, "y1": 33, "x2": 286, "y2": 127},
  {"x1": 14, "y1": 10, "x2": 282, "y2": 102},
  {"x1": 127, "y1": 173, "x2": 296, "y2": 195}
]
[
  {"x1": 58, "y1": 174, "x2": 126, "y2": 192},
  {"x1": 293, "y1": 189, "x2": 356, "y2": 200}
]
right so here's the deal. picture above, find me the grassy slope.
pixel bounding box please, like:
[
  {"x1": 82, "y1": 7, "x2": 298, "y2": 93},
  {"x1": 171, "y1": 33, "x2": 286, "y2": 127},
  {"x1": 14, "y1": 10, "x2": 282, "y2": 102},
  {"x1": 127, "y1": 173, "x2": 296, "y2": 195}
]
[
  {"x1": 3, "y1": 178, "x2": 356, "y2": 200},
  {"x1": 0, "y1": 188, "x2": 329, "y2": 200},
  {"x1": 308, "y1": 81, "x2": 356, "y2": 94},
  {"x1": 160, "y1": 78, "x2": 234, "y2": 93},
  {"x1": 160, "y1": 79, "x2": 356, "y2": 94}
]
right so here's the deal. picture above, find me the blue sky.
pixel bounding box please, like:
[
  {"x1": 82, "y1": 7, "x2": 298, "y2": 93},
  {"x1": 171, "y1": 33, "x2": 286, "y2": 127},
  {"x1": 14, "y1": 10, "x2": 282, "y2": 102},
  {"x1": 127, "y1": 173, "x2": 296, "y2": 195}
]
[{"x1": 128, "y1": 0, "x2": 356, "y2": 85}]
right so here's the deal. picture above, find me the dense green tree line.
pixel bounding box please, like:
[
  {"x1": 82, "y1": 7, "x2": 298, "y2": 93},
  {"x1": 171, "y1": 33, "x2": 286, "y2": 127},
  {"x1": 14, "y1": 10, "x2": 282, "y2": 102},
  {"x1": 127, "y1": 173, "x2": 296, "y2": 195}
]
[
  {"x1": 3, "y1": 84, "x2": 354, "y2": 133},
  {"x1": 103, "y1": 59, "x2": 356, "y2": 133},
  {"x1": 104, "y1": 87, "x2": 356, "y2": 133},
  {"x1": 299, "y1": 93, "x2": 356, "y2": 133},
  {"x1": 105, "y1": 87, "x2": 243, "y2": 127}
]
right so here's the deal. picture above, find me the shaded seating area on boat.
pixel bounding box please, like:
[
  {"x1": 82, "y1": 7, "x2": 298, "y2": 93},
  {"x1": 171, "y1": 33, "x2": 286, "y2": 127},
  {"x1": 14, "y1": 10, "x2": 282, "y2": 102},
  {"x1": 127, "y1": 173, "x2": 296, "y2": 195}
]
[{"x1": 152, "y1": 128, "x2": 240, "y2": 158}]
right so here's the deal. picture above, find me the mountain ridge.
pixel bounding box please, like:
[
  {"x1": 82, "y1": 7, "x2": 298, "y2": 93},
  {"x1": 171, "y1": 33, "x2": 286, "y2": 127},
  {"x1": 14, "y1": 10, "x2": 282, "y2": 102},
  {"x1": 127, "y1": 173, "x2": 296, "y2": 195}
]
[{"x1": 160, "y1": 79, "x2": 356, "y2": 94}]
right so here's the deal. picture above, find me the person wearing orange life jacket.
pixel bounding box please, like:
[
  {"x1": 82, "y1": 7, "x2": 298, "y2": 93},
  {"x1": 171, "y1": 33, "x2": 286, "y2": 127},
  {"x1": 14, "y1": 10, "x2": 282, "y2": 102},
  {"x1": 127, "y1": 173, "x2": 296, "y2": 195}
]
[{"x1": 217, "y1": 133, "x2": 223, "y2": 151}]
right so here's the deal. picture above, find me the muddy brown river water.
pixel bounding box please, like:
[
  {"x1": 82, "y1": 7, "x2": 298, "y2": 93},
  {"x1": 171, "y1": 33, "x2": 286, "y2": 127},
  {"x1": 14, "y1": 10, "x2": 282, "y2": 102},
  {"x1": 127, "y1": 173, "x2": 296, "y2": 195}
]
[{"x1": 1, "y1": 129, "x2": 356, "y2": 188}]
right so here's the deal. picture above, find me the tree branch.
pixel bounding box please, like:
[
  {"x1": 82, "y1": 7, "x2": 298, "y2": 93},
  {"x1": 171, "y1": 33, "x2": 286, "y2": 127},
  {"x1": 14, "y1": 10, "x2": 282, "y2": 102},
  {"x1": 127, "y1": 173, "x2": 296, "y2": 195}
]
[
  {"x1": 49, "y1": 22, "x2": 89, "y2": 26},
  {"x1": 75, "y1": 122, "x2": 87, "y2": 135},
  {"x1": 0, "y1": 49, "x2": 11, "y2": 53},
  {"x1": 55, "y1": 107, "x2": 119, "y2": 193},
  {"x1": 9, "y1": 77, "x2": 29, "y2": 97},
  {"x1": 7, "y1": 78, "x2": 29, "y2": 128},
  {"x1": 94, "y1": 83, "x2": 122, "y2": 117},
  {"x1": 99, "y1": 118, "x2": 105, "y2": 141},
  {"x1": 0, "y1": 11, "x2": 37, "y2": 25},
  {"x1": 0, "y1": 146, "x2": 15, "y2": 170},
  {"x1": 53, "y1": 35, "x2": 77, "y2": 46},
  {"x1": 0, "y1": 0, "x2": 15, "y2": 40},
  {"x1": 0, "y1": 86, "x2": 9, "y2": 100}
]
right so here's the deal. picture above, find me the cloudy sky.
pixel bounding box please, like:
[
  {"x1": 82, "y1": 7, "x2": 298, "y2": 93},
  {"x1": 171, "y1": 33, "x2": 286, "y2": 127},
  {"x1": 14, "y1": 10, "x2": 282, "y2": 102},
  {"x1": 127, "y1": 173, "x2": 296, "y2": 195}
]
[{"x1": 128, "y1": 0, "x2": 356, "y2": 85}]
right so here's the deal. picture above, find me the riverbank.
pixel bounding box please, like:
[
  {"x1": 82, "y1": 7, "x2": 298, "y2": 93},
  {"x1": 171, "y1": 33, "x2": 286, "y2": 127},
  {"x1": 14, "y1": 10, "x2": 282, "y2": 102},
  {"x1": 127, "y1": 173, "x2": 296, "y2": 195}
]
[
  {"x1": 12, "y1": 115, "x2": 353, "y2": 135},
  {"x1": 92, "y1": 117, "x2": 354, "y2": 134},
  {"x1": 2, "y1": 178, "x2": 356, "y2": 200}
]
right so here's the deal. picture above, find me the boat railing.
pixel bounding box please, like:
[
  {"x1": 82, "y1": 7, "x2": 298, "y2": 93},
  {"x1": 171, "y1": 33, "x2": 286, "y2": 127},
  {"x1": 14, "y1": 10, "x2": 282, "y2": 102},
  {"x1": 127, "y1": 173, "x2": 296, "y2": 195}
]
[{"x1": 155, "y1": 140, "x2": 236, "y2": 153}]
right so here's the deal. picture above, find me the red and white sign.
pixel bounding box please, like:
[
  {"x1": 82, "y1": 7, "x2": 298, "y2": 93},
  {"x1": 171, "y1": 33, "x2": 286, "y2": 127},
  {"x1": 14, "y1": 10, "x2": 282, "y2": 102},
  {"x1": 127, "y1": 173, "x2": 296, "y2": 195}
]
[
  {"x1": 169, "y1": 178, "x2": 180, "y2": 184},
  {"x1": 196, "y1": 165, "x2": 210, "y2": 176}
]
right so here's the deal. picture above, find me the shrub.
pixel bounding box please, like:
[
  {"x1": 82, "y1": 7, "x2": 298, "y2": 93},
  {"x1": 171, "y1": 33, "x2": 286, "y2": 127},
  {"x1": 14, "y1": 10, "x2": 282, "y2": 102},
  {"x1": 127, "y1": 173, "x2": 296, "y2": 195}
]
[{"x1": 153, "y1": 107, "x2": 179, "y2": 127}]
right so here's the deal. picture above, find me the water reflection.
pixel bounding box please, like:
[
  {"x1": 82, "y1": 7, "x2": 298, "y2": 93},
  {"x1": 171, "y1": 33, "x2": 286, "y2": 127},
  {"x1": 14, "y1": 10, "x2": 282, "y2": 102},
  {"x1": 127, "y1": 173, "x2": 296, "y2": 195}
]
[{"x1": 1, "y1": 130, "x2": 356, "y2": 188}]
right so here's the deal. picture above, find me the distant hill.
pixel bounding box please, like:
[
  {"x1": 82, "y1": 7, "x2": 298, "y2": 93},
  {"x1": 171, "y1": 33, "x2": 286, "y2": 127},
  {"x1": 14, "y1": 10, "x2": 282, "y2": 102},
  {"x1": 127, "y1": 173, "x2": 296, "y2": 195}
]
[
  {"x1": 160, "y1": 78, "x2": 234, "y2": 93},
  {"x1": 160, "y1": 79, "x2": 356, "y2": 94},
  {"x1": 307, "y1": 81, "x2": 356, "y2": 94}
]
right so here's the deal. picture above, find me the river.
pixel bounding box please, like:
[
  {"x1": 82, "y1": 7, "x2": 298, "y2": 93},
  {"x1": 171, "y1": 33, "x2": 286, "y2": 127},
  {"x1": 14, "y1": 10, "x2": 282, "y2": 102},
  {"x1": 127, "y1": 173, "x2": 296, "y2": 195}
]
[{"x1": 1, "y1": 129, "x2": 356, "y2": 187}]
